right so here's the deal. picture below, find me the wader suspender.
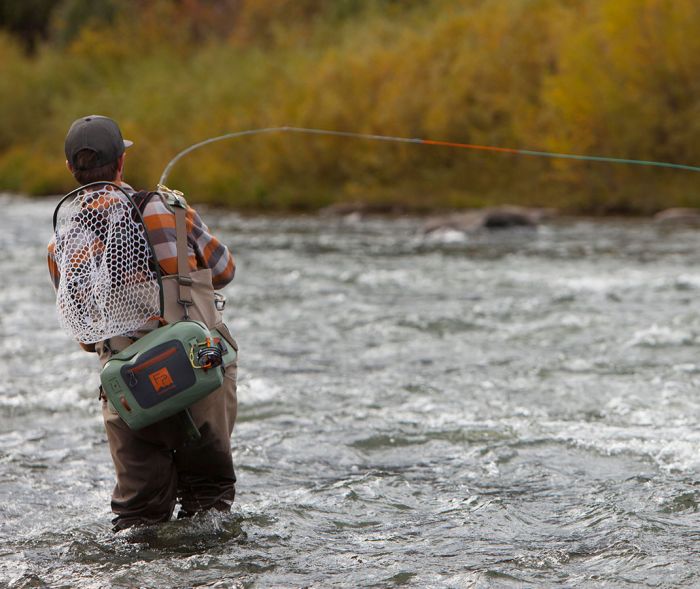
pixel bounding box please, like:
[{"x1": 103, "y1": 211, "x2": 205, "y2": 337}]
[
  {"x1": 168, "y1": 193, "x2": 204, "y2": 442},
  {"x1": 171, "y1": 195, "x2": 193, "y2": 320}
]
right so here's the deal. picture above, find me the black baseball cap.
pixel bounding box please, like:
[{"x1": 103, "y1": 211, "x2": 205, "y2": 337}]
[{"x1": 64, "y1": 115, "x2": 133, "y2": 170}]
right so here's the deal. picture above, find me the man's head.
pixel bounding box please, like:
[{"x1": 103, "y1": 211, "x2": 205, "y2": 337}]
[{"x1": 64, "y1": 115, "x2": 132, "y2": 185}]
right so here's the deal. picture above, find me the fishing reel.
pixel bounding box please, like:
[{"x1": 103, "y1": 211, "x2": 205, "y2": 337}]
[{"x1": 190, "y1": 337, "x2": 223, "y2": 370}]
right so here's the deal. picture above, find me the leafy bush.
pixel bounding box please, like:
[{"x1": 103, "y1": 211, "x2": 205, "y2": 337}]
[{"x1": 1, "y1": 0, "x2": 699, "y2": 214}]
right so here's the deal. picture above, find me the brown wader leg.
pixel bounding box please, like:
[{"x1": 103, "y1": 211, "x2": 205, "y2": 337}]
[
  {"x1": 175, "y1": 364, "x2": 238, "y2": 517},
  {"x1": 102, "y1": 361, "x2": 238, "y2": 531},
  {"x1": 102, "y1": 404, "x2": 179, "y2": 531}
]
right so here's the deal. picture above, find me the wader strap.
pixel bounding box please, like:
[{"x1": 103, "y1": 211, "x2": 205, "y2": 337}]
[
  {"x1": 170, "y1": 200, "x2": 203, "y2": 443},
  {"x1": 173, "y1": 201, "x2": 193, "y2": 319}
]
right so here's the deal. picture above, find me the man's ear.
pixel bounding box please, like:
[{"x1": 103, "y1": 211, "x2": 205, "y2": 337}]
[{"x1": 66, "y1": 159, "x2": 73, "y2": 173}]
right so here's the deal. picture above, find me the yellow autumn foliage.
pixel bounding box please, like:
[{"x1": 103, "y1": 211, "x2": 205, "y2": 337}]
[{"x1": 1, "y1": 0, "x2": 699, "y2": 213}]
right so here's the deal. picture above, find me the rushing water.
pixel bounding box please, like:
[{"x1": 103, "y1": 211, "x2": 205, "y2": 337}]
[{"x1": 1, "y1": 193, "x2": 700, "y2": 588}]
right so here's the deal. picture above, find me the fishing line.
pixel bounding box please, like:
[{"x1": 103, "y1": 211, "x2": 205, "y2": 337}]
[{"x1": 158, "y1": 125, "x2": 700, "y2": 185}]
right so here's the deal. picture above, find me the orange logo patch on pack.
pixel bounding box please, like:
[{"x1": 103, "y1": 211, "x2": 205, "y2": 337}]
[{"x1": 149, "y1": 367, "x2": 175, "y2": 393}]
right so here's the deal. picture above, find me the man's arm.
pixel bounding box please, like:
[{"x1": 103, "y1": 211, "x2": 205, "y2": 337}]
[
  {"x1": 141, "y1": 195, "x2": 235, "y2": 288},
  {"x1": 186, "y1": 206, "x2": 235, "y2": 289},
  {"x1": 48, "y1": 239, "x2": 97, "y2": 353},
  {"x1": 47, "y1": 239, "x2": 60, "y2": 290}
]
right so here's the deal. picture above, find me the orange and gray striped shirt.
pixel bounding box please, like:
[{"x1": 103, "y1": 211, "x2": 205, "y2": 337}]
[{"x1": 47, "y1": 183, "x2": 235, "y2": 291}]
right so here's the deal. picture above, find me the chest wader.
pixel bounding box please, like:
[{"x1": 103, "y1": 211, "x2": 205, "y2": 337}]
[
  {"x1": 54, "y1": 182, "x2": 235, "y2": 442},
  {"x1": 100, "y1": 186, "x2": 236, "y2": 441}
]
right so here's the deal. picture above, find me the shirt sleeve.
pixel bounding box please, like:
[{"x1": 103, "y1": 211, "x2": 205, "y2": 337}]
[
  {"x1": 48, "y1": 237, "x2": 95, "y2": 352},
  {"x1": 47, "y1": 238, "x2": 60, "y2": 290},
  {"x1": 186, "y1": 205, "x2": 235, "y2": 289},
  {"x1": 141, "y1": 194, "x2": 236, "y2": 288}
]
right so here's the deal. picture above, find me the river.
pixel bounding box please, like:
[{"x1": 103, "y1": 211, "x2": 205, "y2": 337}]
[{"x1": 1, "y1": 194, "x2": 699, "y2": 588}]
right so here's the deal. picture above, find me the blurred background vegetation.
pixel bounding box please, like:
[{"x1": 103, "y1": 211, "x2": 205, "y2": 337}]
[{"x1": 1, "y1": 0, "x2": 699, "y2": 213}]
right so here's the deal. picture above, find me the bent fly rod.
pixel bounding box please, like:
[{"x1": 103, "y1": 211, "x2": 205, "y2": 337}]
[{"x1": 158, "y1": 125, "x2": 700, "y2": 186}]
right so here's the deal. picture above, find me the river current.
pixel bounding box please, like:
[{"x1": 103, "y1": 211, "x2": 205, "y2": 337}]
[{"x1": 1, "y1": 194, "x2": 699, "y2": 588}]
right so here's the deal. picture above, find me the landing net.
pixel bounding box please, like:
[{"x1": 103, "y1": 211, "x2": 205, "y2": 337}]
[{"x1": 53, "y1": 184, "x2": 161, "y2": 344}]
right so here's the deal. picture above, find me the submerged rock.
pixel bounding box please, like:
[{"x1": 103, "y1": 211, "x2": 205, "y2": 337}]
[
  {"x1": 653, "y1": 208, "x2": 700, "y2": 225},
  {"x1": 423, "y1": 206, "x2": 555, "y2": 233}
]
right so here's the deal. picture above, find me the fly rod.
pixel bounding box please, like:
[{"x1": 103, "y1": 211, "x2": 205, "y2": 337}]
[{"x1": 158, "y1": 125, "x2": 700, "y2": 186}]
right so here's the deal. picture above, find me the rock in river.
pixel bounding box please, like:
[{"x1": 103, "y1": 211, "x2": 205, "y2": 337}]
[
  {"x1": 423, "y1": 205, "x2": 555, "y2": 233},
  {"x1": 653, "y1": 208, "x2": 700, "y2": 225}
]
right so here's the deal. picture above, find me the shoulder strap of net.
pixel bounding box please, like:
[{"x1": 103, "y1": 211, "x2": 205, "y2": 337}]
[{"x1": 131, "y1": 190, "x2": 157, "y2": 213}]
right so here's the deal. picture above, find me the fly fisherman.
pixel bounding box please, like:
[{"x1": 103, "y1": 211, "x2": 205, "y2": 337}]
[{"x1": 47, "y1": 115, "x2": 238, "y2": 531}]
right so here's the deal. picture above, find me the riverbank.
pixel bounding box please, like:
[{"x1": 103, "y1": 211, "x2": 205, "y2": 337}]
[{"x1": 22, "y1": 189, "x2": 700, "y2": 228}]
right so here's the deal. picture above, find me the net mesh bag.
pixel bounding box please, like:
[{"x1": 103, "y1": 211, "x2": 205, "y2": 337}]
[{"x1": 53, "y1": 185, "x2": 161, "y2": 344}]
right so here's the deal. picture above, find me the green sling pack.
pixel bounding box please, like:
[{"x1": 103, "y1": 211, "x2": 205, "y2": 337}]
[{"x1": 100, "y1": 319, "x2": 236, "y2": 431}]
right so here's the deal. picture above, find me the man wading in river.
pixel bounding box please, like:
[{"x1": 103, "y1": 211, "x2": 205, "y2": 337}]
[{"x1": 47, "y1": 115, "x2": 238, "y2": 531}]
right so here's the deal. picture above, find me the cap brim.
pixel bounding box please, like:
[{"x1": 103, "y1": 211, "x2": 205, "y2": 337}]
[{"x1": 123, "y1": 139, "x2": 134, "y2": 149}]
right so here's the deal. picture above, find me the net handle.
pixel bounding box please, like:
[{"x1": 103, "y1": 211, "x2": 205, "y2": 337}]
[{"x1": 52, "y1": 181, "x2": 165, "y2": 319}]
